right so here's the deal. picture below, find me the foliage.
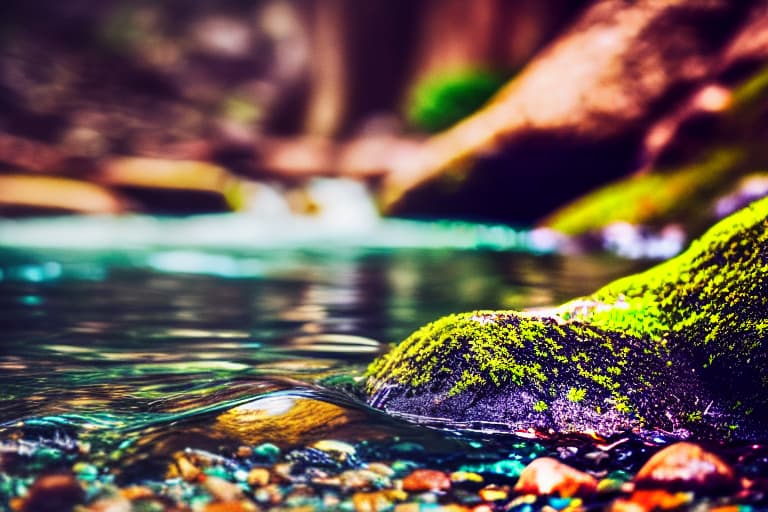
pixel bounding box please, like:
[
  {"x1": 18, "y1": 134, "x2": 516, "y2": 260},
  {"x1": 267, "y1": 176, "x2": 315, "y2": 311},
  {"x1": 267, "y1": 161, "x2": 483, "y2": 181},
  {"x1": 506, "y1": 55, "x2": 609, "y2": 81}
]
[{"x1": 405, "y1": 69, "x2": 510, "y2": 133}]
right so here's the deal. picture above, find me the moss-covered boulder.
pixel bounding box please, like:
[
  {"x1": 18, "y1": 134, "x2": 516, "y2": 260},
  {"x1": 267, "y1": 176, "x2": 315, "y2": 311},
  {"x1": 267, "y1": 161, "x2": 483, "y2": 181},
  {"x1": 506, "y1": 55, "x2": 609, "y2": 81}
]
[{"x1": 366, "y1": 197, "x2": 768, "y2": 440}]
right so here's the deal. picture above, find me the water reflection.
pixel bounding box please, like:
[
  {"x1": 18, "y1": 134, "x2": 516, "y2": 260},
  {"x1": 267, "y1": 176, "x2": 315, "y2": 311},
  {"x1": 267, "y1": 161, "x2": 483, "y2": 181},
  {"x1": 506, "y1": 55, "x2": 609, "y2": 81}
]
[{"x1": 0, "y1": 241, "x2": 647, "y2": 482}]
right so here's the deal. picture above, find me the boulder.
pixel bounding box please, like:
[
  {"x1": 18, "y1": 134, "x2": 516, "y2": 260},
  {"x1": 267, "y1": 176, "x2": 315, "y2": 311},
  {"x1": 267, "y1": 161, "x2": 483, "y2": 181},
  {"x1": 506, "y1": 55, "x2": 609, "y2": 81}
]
[
  {"x1": 543, "y1": 3, "x2": 768, "y2": 239},
  {"x1": 366, "y1": 197, "x2": 768, "y2": 440},
  {"x1": 380, "y1": 0, "x2": 755, "y2": 223}
]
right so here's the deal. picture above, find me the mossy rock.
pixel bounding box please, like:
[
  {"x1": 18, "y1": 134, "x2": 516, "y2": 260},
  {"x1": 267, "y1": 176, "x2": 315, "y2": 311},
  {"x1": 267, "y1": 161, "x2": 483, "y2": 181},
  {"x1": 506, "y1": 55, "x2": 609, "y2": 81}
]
[
  {"x1": 366, "y1": 197, "x2": 768, "y2": 440},
  {"x1": 543, "y1": 64, "x2": 768, "y2": 237}
]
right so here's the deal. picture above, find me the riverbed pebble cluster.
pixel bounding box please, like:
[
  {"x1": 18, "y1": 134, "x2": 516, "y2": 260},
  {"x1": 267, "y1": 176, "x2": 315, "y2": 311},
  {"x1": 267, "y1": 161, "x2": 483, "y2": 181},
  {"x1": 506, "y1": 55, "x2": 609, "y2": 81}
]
[{"x1": 4, "y1": 436, "x2": 768, "y2": 511}]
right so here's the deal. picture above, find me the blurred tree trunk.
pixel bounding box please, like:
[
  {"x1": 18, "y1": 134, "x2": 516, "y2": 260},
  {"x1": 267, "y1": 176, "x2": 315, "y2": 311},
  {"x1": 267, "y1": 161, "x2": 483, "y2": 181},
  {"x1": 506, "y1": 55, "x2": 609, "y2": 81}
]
[
  {"x1": 302, "y1": 0, "x2": 585, "y2": 137},
  {"x1": 409, "y1": 0, "x2": 587, "y2": 81}
]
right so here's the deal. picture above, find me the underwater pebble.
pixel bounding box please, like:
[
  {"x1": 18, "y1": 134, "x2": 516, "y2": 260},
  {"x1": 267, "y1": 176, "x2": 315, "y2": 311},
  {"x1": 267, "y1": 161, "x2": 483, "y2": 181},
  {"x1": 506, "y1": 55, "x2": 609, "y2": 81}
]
[
  {"x1": 119, "y1": 485, "x2": 156, "y2": 501},
  {"x1": 236, "y1": 446, "x2": 253, "y2": 458},
  {"x1": 203, "y1": 501, "x2": 259, "y2": 512},
  {"x1": 402, "y1": 469, "x2": 451, "y2": 492},
  {"x1": 271, "y1": 462, "x2": 294, "y2": 482},
  {"x1": 368, "y1": 463, "x2": 395, "y2": 477},
  {"x1": 176, "y1": 455, "x2": 202, "y2": 482},
  {"x1": 477, "y1": 484, "x2": 509, "y2": 501},
  {"x1": 391, "y1": 460, "x2": 420, "y2": 476},
  {"x1": 313, "y1": 440, "x2": 357, "y2": 456},
  {"x1": 253, "y1": 443, "x2": 281, "y2": 461},
  {"x1": 85, "y1": 495, "x2": 132, "y2": 512},
  {"x1": 72, "y1": 462, "x2": 99, "y2": 481},
  {"x1": 246, "y1": 467, "x2": 271, "y2": 487},
  {"x1": 514, "y1": 457, "x2": 598, "y2": 497},
  {"x1": 203, "y1": 475, "x2": 244, "y2": 502},
  {"x1": 597, "y1": 477, "x2": 631, "y2": 494},
  {"x1": 352, "y1": 490, "x2": 403, "y2": 512},
  {"x1": 450, "y1": 471, "x2": 484, "y2": 485},
  {"x1": 609, "y1": 489, "x2": 692, "y2": 511},
  {"x1": 253, "y1": 483, "x2": 284, "y2": 505},
  {"x1": 339, "y1": 469, "x2": 390, "y2": 490},
  {"x1": 634, "y1": 442, "x2": 736, "y2": 491},
  {"x1": 22, "y1": 472, "x2": 84, "y2": 512}
]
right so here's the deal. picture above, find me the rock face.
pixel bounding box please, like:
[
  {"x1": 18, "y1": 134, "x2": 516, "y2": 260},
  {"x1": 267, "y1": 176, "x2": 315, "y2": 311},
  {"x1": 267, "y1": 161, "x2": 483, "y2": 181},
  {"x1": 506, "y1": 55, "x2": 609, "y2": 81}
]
[
  {"x1": 543, "y1": 2, "x2": 768, "y2": 239},
  {"x1": 366, "y1": 197, "x2": 768, "y2": 440},
  {"x1": 381, "y1": 0, "x2": 756, "y2": 223}
]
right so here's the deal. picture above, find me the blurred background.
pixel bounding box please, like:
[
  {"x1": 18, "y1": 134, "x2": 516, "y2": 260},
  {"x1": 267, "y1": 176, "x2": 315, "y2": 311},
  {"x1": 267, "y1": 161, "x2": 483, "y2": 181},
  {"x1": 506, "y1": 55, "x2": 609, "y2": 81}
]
[{"x1": 1, "y1": 0, "x2": 767, "y2": 243}]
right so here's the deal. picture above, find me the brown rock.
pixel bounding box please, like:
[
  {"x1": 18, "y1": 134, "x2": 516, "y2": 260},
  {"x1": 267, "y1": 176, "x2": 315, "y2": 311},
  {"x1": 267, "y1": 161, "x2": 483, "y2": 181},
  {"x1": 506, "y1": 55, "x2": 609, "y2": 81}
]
[
  {"x1": 402, "y1": 469, "x2": 451, "y2": 493},
  {"x1": 246, "y1": 468, "x2": 271, "y2": 487},
  {"x1": 98, "y1": 156, "x2": 253, "y2": 213},
  {"x1": 203, "y1": 475, "x2": 244, "y2": 502},
  {"x1": 634, "y1": 442, "x2": 736, "y2": 491},
  {"x1": 513, "y1": 457, "x2": 598, "y2": 497},
  {"x1": 22, "y1": 473, "x2": 84, "y2": 512},
  {"x1": 352, "y1": 491, "x2": 394, "y2": 512},
  {"x1": 118, "y1": 486, "x2": 155, "y2": 501},
  {"x1": 0, "y1": 175, "x2": 125, "y2": 215},
  {"x1": 176, "y1": 455, "x2": 202, "y2": 482}
]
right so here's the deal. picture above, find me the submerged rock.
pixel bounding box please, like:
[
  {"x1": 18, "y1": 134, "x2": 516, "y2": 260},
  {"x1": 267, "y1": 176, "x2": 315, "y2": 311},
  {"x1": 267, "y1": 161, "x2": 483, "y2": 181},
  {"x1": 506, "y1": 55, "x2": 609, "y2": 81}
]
[
  {"x1": 634, "y1": 442, "x2": 736, "y2": 492},
  {"x1": 366, "y1": 198, "x2": 768, "y2": 440}
]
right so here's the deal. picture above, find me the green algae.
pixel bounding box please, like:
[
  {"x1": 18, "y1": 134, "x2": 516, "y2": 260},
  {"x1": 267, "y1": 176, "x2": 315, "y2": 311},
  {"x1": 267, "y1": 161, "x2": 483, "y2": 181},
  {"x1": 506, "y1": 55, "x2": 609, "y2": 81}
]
[{"x1": 367, "y1": 197, "x2": 768, "y2": 438}]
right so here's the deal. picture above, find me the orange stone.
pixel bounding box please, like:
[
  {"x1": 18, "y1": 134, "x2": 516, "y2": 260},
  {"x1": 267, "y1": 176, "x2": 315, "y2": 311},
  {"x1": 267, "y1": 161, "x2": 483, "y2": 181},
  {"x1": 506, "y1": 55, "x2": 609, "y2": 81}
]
[
  {"x1": 609, "y1": 489, "x2": 691, "y2": 511},
  {"x1": 402, "y1": 469, "x2": 451, "y2": 492},
  {"x1": 513, "y1": 457, "x2": 598, "y2": 497},
  {"x1": 119, "y1": 485, "x2": 155, "y2": 500},
  {"x1": 634, "y1": 442, "x2": 736, "y2": 490},
  {"x1": 203, "y1": 501, "x2": 259, "y2": 512}
]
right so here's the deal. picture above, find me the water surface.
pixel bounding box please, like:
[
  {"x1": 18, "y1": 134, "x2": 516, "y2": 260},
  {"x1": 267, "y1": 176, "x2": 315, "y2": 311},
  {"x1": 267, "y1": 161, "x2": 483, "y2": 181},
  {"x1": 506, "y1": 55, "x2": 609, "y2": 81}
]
[{"x1": 0, "y1": 215, "x2": 646, "y2": 497}]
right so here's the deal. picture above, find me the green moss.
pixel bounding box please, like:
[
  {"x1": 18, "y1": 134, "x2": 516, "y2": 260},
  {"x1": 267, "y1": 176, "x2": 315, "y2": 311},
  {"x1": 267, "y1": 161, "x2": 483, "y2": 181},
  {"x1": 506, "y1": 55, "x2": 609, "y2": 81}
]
[
  {"x1": 567, "y1": 387, "x2": 587, "y2": 403},
  {"x1": 405, "y1": 68, "x2": 511, "y2": 133},
  {"x1": 544, "y1": 65, "x2": 768, "y2": 238},
  {"x1": 730, "y1": 65, "x2": 768, "y2": 115},
  {"x1": 367, "y1": 197, "x2": 768, "y2": 438},
  {"x1": 544, "y1": 148, "x2": 745, "y2": 236}
]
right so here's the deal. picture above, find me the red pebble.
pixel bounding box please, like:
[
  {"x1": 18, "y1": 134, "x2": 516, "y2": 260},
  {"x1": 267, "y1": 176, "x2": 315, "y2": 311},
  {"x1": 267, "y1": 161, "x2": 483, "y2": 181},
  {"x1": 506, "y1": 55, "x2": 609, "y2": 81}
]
[
  {"x1": 514, "y1": 457, "x2": 598, "y2": 497},
  {"x1": 402, "y1": 469, "x2": 451, "y2": 492}
]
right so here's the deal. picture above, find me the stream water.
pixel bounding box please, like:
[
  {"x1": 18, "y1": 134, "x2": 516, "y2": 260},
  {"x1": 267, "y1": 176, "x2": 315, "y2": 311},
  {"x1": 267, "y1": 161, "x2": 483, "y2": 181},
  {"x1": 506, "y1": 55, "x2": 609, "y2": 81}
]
[{"x1": 1, "y1": 215, "x2": 763, "y2": 510}]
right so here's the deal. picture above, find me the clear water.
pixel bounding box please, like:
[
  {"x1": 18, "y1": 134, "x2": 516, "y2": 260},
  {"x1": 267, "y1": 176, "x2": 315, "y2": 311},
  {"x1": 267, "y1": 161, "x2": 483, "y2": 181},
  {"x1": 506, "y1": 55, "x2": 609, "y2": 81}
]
[{"x1": 0, "y1": 215, "x2": 644, "y2": 486}]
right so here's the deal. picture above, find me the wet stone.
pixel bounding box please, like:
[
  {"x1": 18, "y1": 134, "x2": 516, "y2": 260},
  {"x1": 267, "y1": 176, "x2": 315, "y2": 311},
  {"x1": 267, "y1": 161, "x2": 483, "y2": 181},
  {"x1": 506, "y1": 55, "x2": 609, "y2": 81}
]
[
  {"x1": 287, "y1": 446, "x2": 362, "y2": 471},
  {"x1": 252, "y1": 443, "x2": 281, "y2": 462},
  {"x1": 514, "y1": 457, "x2": 598, "y2": 497},
  {"x1": 246, "y1": 468, "x2": 270, "y2": 487},
  {"x1": 477, "y1": 484, "x2": 509, "y2": 502},
  {"x1": 609, "y1": 489, "x2": 692, "y2": 511},
  {"x1": 338, "y1": 469, "x2": 391, "y2": 491},
  {"x1": 635, "y1": 442, "x2": 737, "y2": 492},
  {"x1": 402, "y1": 469, "x2": 451, "y2": 493},
  {"x1": 203, "y1": 475, "x2": 244, "y2": 502},
  {"x1": 22, "y1": 472, "x2": 84, "y2": 512}
]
